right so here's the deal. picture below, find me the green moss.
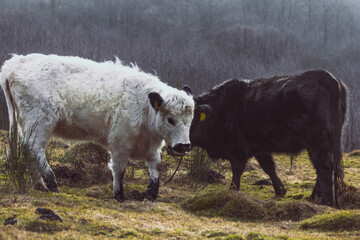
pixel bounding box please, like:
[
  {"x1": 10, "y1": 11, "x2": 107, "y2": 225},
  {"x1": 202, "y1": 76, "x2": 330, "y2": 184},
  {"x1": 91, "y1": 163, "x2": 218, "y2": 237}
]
[
  {"x1": 75, "y1": 218, "x2": 121, "y2": 236},
  {"x1": 151, "y1": 228, "x2": 163, "y2": 235},
  {"x1": 246, "y1": 232, "x2": 269, "y2": 240},
  {"x1": 116, "y1": 230, "x2": 139, "y2": 238},
  {"x1": 224, "y1": 234, "x2": 245, "y2": 240},
  {"x1": 31, "y1": 200, "x2": 49, "y2": 207},
  {"x1": 25, "y1": 220, "x2": 71, "y2": 233},
  {"x1": 123, "y1": 184, "x2": 147, "y2": 193},
  {"x1": 201, "y1": 230, "x2": 244, "y2": 240},
  {"x1": 201, "y1": 230, "x2": 229, "y2": 238},
  {"x1": 343, "y1": 158, "x2": 360, "y2": 168},
  {"x1": 300, "y1": 210, "x2": 360, "y2": 231}
]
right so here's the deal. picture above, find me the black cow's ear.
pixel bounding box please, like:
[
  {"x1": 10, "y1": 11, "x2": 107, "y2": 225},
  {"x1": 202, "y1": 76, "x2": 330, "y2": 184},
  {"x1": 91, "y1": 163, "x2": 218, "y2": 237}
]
[
  {"x1": 148, "y1": 92, "x2": 164, "y2": 111},
  {"x1": 183, "y1": 85, "x2": 193, "y2": 96},
  {"x1": 198, "y1": 104, "x2": 211, "y2": 122}
]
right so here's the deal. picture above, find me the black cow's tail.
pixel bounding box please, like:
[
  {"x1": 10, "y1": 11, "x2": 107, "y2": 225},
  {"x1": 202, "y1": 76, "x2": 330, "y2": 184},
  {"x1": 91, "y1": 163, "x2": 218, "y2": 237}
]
[{"x1": 332, "y1": 76, "x2": 348, "y2": 207}]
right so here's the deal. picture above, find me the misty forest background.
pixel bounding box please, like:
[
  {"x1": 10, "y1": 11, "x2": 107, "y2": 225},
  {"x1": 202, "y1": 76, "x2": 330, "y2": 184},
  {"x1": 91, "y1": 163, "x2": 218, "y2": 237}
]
[{"x1": 0, "y1": 0, "x2": 359, "y2": 151}]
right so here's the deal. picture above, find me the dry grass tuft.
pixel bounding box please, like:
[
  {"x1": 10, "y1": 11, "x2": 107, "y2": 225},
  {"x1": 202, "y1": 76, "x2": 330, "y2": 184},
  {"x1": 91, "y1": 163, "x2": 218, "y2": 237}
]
[
  {"x1": 183, "y1": 190, "x2": 326, "y2": 221},
  {"x1": 338, "y1": 185, "x2": 360, "y2": 209},
  {"x1": 51, "y1": 142, "x2": 112, "y2": 187},
  {"x1": 63, "y1": 142, "x2": 110, "y2": 166},
  {"x1": 268, "y1": 200, "x2": 323, "y2": 221}
]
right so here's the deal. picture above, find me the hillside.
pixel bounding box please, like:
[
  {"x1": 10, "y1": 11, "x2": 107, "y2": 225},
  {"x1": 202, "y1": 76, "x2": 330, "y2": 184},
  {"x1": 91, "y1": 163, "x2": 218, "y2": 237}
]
[{"x1": 0, "y1": 134, "x2": 359, "y2": 239}]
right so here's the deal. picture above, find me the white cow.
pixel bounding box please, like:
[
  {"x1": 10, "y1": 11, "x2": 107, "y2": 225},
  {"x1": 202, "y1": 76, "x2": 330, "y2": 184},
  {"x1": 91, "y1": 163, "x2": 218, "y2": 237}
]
[{"x1": 0, "y1": 53, "x2": 194, "y2": 202}]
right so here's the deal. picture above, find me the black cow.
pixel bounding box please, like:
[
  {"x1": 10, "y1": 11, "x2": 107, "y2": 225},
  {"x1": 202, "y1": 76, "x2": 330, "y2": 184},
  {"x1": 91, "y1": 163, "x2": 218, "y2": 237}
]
[{"x1": 190, "y1": 70, "x2": 348, "y2": 206}]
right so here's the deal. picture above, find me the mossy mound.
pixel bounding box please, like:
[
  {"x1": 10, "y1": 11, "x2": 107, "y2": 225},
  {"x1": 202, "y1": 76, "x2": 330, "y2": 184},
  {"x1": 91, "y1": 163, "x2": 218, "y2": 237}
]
[
  {"x1": 63, "y1": 142, "x2": 110, "y2": 166},
  {"x1": 300, "y1": 210, "x2": 360, "y2": 231},
  {"x1": 182, "y1": 190, "x2": 325, "y2": 221},
  {"x1": 347, "y1": 150, "x2": 360, "y2": 157},
  {"x1": 338, "y1": 185, "x2": 360, "y2": 209},
  {"x1": 268, "y1": 200, "x2": 321, "y2": 221},
  {"x1": 52, "y1": 142, "x2": 112, "y2": 186}
]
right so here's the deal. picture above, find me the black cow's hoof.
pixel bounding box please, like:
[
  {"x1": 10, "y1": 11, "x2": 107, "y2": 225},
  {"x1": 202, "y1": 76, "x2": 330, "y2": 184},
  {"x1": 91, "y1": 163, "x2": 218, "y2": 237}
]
[
  {"x1": 321, "y1": 199, "x2": 333, "y2": 206},
  {"x1": 229, "y1": 184, "x2": 240, "y2": 191},
  {"x1": 275, "y1": 186, "x2": 287, "y2": 196}
]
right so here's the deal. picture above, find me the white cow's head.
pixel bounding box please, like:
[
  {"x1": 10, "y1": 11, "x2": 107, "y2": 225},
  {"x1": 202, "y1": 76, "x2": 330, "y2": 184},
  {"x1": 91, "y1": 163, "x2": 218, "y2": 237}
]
[{"x1": 149, "y1": 86, "x2": 194, "y2": 156}]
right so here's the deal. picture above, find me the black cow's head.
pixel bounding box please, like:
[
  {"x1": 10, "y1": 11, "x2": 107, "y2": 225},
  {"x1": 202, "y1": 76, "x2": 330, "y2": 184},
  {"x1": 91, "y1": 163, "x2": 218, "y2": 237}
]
[{"x1": 189, "y1": 102, "x2": 212, "y2": 148}]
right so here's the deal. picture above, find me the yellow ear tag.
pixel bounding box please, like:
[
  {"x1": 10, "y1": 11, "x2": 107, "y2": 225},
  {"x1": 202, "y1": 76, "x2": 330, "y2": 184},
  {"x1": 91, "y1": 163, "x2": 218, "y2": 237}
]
[
  {"x1": 154, "y1": 101, "x2": 159, "y2": 110},
  {"x1": 200, "y1": 112, "x2": 206, "y2": 121}
]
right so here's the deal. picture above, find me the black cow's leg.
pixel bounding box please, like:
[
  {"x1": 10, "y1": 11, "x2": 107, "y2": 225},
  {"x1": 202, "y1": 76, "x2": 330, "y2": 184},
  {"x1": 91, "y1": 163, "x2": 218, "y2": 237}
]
[
  {"x1": 229, "y1": 159, "x2": 246, "y2": 190},
  {"x1": 309, "y1": 177, "x2": 321, "y2": 201},
  {"x1": 254, "y1": 153, "x2": 286, "y2": 196},
  {"x1": 308, "y1": 147, "x2": 333, "y2": 206}
]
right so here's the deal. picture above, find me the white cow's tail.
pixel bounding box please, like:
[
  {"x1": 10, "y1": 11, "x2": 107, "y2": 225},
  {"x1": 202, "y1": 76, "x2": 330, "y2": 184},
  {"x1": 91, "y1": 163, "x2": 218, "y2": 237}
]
[{"x1": 0, "y1": 70, "x2": 17, "y2": 136}]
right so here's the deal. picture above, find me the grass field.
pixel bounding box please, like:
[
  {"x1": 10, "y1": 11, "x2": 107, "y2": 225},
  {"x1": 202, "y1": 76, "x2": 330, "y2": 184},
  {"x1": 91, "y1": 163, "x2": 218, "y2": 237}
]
[{"x1": 0, "y1": 131, "x2": 359, "y2": 239}]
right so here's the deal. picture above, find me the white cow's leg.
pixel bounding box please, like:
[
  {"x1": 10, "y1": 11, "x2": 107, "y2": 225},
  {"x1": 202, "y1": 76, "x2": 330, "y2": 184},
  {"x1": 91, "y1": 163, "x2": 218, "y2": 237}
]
[
  {"x1": 109, "y1": 150, "x2": 129, "y2": 202},
  {"x1": 145, "y1": 151, "x2": 161, "y2": 202},
  {"x1": 24, "y1": 120, "x2": 58, "y2": 192}
]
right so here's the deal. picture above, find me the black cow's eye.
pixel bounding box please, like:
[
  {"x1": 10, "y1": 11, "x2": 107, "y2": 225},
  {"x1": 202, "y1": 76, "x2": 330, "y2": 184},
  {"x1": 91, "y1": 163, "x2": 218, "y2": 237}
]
[{"x1": 167, "y1": 117, "x2": 175, "y2": 126}]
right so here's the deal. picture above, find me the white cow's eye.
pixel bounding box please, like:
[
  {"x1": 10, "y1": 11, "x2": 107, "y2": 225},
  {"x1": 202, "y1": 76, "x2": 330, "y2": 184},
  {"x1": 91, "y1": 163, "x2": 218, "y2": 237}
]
[{"x1": 167, "y1": 117, "x2": 176, "y2": 126}]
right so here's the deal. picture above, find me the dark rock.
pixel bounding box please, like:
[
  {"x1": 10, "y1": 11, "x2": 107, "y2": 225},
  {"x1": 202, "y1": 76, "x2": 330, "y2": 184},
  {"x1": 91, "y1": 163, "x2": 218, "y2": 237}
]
[
  {"x1": 35, "y1": 207, "x2": 56, "y2": 215},
  {"x1": 39, "y1": 214, "x2": 63, "y2": 222},
  {"x1": 35, "y1": 207, "x2": 63, "y2": 222},
  {"x1": 4, "y1": 216, "x2": 19, "y2": 225}
]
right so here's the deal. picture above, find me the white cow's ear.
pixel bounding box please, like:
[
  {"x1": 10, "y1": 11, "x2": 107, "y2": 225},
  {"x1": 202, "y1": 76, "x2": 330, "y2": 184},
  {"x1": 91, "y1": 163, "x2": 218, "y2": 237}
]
[
  {"x1": 148, "y1": 92, "x2": 164, "y2": 111},
  {"x1": 183, "y1": 85, "x2": 193, "y2": 96}
]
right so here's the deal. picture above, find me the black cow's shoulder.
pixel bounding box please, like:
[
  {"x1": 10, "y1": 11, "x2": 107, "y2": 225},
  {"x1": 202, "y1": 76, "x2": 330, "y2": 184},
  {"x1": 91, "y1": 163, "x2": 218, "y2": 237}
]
[{"x1": 196, "y1": 79, "x2": 248, "y2": 105}]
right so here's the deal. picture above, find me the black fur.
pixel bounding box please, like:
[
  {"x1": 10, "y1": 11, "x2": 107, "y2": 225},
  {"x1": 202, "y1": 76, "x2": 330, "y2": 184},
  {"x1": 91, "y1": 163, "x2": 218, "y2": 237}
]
[{"x1": 190, "y1": 70, "x2": 347, "y2": 206}]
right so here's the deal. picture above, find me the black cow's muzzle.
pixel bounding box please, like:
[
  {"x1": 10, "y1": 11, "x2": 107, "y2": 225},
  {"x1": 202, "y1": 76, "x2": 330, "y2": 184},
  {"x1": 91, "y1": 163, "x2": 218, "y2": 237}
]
[{"x1": 167, "y1": 143, "x2": 191, "y2": 156}]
